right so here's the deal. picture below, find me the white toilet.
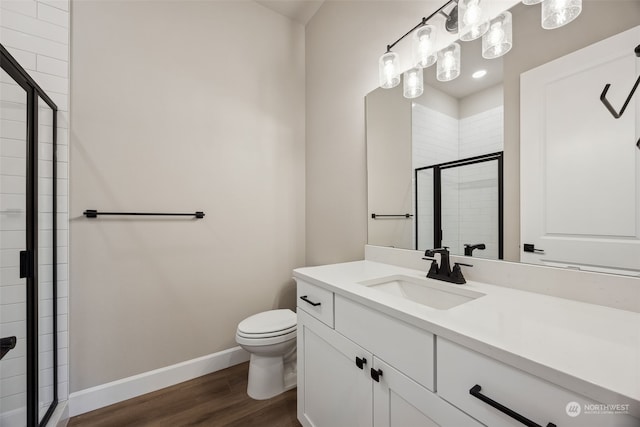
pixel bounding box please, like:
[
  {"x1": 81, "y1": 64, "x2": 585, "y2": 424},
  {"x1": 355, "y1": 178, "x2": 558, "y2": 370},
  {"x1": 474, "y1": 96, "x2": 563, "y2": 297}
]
[{"x1": 235, "y1": 309, "x2": 297, "y2": 400}]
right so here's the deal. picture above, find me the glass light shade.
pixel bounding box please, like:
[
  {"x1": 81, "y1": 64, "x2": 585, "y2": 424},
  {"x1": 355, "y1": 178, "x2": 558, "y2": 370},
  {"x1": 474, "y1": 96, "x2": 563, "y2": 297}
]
[
  {"x1": 542, "y1": 0, "x2": 582, "y2": 29},
  {"x1": 482, "y1": 11, "x2": 513, "y2": 59},
  {"x1": 522, "y1": 0, "x2": 543, "y2": 4},
  {"x1": 437, "y1": 43, "x2": 461, "y2": 82},
  {"x1": 378, "y1": 51, "x2": 401, "y2": 88},
  {"x1": 412, "y1": 25, "x2": 437, "y2": 68},
  {"x1": 403, "y1": 67, "x2": 424, "y2": 99},
  {"x1": 458, "y1": 0, "x2": 490, "y2": 41}
]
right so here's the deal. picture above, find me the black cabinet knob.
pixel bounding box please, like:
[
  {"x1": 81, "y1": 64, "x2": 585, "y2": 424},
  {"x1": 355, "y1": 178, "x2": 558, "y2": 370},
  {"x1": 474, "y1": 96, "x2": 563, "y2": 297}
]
[
  {"x1": 370, "y1": 368, "x2": 383, "y2": 382},
  {"x1": 355, "y1": 357, "x2": 367, "y2": 369}
]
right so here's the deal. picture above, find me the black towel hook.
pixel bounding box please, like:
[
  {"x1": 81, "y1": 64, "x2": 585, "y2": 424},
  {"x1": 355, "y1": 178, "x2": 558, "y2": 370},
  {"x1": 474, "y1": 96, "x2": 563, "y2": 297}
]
[
  {"x1": 599, "y1": 44, "x2": 640, "y2": 119},
  {"x1": 598, "y1": 44, "x2": 640, "y2": 149}
]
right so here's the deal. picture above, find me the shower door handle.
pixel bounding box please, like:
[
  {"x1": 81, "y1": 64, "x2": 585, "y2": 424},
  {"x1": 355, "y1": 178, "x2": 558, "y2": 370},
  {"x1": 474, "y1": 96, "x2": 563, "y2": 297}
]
[{"x1": 19, "y1": 250, "x2": 33, "y2": 278}]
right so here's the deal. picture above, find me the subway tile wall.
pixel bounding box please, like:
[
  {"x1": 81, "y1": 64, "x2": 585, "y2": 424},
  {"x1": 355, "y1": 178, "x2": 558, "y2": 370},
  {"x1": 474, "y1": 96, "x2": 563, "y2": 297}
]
[
  {"x1": 412, "y1": 103, "x2": 503, "y2": 257},
  {"x1": 413, "y1": 103, "x2": 459, "y2": 250},
  {"x1": 0, "y1": 0, "x2": 70, "y2": 423},
  {"x1": 458, "y1": 108, "x2": 503, "y2": 259}
]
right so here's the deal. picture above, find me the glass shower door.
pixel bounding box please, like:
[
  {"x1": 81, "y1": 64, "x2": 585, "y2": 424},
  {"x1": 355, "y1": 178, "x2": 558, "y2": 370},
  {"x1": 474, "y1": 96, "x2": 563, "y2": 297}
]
[
  {"x1": 415, "y1": 152, "x2": 503, "y2": 258},
  {"x1": 442, "y1": 159, "x2": 501, "y2": 259},
  {"x1": 0, "y1": 66, "x2": 28, "y2": 427}
]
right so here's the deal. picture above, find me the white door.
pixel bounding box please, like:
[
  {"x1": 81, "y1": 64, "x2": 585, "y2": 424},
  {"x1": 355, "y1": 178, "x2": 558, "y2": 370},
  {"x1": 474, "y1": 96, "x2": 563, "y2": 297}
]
[
  {"x1": 520, "y1": 25, "x2": 640, "y2": 275},
  {"x1": 297, "y1": 310, "x2": 373, "y2": 427},
  {"x1": 372, "y1": 357, "x2": 484, "y2": 427}
]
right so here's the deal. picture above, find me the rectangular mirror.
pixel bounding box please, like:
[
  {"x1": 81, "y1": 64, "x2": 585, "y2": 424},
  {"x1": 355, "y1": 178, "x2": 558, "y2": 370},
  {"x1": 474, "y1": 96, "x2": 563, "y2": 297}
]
[{"x1": 366, "y1": 1, "x2": 640, "y2": 276}]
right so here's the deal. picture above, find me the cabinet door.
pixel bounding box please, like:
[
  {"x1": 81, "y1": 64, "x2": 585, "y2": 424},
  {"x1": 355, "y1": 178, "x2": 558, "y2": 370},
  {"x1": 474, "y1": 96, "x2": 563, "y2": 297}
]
[
  {"x1": 297, "y1": 310, "x2": 373, "y2": 427},
  {"x1": 373, "y1": 358, "x2": 484, "y2": 427}
]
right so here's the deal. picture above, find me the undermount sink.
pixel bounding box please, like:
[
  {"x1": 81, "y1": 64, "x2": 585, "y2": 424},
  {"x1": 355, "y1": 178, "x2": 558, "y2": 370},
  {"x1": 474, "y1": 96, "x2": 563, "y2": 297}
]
[{"x1": 358, "y1": 275, "x2": 485, "y2": 310}]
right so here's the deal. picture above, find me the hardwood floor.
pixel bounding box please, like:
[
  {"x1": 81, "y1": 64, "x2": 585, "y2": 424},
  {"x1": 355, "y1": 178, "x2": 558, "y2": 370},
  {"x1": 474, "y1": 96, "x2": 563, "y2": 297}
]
[{"x1": 68, "y1": 362, "x2": 301, "y2": 427}]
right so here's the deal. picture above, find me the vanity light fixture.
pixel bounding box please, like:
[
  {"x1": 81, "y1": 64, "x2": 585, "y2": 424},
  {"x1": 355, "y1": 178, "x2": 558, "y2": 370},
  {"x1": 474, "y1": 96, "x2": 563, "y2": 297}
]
[
  {"x1": 482, "y1": 11, "x2": 512, "y2": 59},
  {"x1": 541, "y1": 0, "x2": 582, "y2": 29},
  {"x1": 379, "y1": 0, "x2": 582, "y2": 93},
  {"x1": 413, "y1": 23, "x2": 438, "y2": 68},
  {"x1": 404, "y1": 67, "x2": 425, "y2": 98},
  {"x1": 437, "y1": 43, "x2": 461, "y2": 82},
  {"x1": 378, "y1": 51, "x2": 401, "y2": 89},
  {"x1": 458, "y1": 0, "x2": 490, "y2": 41},
  {"x1": 379, "y1": 0, "x2": 459, "y2": 96}
]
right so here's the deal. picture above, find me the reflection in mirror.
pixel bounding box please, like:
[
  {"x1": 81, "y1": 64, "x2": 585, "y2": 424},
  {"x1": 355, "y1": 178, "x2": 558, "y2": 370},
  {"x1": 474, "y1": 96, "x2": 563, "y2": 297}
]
[
  {"x1": 366, "y1": 1, "x2": 640, "y2": 277},
  {"x1": 367, "y1": 36, "x2": 504, "y2": 260}
]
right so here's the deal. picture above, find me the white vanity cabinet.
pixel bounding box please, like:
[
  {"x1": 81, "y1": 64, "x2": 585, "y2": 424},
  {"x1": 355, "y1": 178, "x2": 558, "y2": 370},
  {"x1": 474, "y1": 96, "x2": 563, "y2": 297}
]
[
  {"x1": 295, "y1": 261, "x2": 640, "y2": 427},
  {"x1": 296, "y1": 279, "x2": 483, "y2": 427}
]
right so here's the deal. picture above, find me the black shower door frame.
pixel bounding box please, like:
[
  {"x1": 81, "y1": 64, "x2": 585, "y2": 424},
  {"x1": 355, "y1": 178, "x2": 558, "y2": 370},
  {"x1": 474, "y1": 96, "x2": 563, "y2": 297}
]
[
  {"x1": 415, "y1": 151, "x2": 504, "y2": 258},
  {"x1": 1, "y1": 43, "x2": 59, "y2": 427}
]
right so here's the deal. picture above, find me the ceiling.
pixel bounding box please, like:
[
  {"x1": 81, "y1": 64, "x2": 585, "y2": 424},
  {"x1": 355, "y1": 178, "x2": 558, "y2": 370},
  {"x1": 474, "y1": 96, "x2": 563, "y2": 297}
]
[
  {"x1": 254, "y1": 0, "x2": 325, "y2": 26},
  {"x1": 423, "y1": 36, "x2": 504, "y2": 100}
]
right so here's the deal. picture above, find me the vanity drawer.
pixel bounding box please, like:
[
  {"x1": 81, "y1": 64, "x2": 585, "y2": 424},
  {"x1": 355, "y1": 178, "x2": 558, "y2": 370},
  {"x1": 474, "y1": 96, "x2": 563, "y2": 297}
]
[
  {"x1": 437, "y1": 338, "x2": 639, "y2": 427},
  {"x1": 296, "y1": 279, "x2": 334, "y2": 328},
  {"x1": 334, "y1": 295, "x2": 435, "y2": 391}
]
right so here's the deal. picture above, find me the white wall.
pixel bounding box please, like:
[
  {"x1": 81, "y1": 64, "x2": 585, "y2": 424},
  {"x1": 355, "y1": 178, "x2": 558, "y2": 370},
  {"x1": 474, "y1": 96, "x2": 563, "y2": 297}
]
[
  {"x1": 69, "y1": 0, "x2": 305, "y2": 392},
  {"x1": 0, "y1": 0, "x2": 70, "y2": 422}
]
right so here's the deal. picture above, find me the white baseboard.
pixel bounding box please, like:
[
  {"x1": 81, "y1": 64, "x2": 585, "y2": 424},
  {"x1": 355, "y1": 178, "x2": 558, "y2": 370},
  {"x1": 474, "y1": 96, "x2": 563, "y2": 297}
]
[{"x1": 68, "y1": 346, "x2": 249, "y2": 417}]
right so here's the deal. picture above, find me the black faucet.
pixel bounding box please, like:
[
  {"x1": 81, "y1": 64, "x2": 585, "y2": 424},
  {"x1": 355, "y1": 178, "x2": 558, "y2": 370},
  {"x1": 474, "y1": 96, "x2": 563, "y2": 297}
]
[
  {"x1": 464, "y1": 243, "x2": 486, "y2": 257},
  {"x1": 423, "y1": 247, "x2": 472, "y2": 285}
]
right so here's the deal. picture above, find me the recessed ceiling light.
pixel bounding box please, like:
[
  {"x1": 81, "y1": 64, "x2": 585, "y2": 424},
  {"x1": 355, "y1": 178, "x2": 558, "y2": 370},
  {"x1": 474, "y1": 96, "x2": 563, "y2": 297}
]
[{"x1": 472, "y1": 69, "x2": 487, "y2": 79}]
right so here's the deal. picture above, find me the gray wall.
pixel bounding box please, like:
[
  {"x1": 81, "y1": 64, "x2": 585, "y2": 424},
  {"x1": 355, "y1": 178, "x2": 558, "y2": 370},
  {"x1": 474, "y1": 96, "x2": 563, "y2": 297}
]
[
  {"x1": 366, "y1": 83, "x2": 413, "y2": 248},
  {"x1": 70, "y1": 0, "x2": 305, "y2": 391},
  {"x1": 306, "y1": 1, "x2": 430, "y2": 265}
]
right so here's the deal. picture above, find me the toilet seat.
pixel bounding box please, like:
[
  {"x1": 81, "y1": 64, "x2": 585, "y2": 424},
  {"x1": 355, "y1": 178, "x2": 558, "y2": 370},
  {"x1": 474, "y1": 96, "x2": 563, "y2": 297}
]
[
  {"x1": 237, "y1": 309, "x2": 296, "y2": 335},
  {"x1": 236, "y1": 324, "x2": 297, "y2": 339},
  {"x1": 235, "y1": 328, "x2": 296, "y2": 346}
]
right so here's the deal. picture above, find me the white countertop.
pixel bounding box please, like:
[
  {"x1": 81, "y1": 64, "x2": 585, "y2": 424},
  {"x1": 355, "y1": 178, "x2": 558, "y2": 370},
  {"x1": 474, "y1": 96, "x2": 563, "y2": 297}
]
[{"x1": 293, "y1": 260, "x2": 640, "y2": 418}]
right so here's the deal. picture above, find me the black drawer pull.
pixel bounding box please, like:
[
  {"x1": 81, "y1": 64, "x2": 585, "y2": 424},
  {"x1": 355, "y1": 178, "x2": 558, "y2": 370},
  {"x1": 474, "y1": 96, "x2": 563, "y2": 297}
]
[
  {"x1": 371, "y1": 368, "x2": 383, "y2": 382},
  {"x1": 300, "y1": 295, "x2": 321, "y2": 307},
  {"x1": 355, "y1": 357, "x2": 367, "y2": 369},
  {"x1": 470, "y1": 385, "x2": 556, "y2": 427}
]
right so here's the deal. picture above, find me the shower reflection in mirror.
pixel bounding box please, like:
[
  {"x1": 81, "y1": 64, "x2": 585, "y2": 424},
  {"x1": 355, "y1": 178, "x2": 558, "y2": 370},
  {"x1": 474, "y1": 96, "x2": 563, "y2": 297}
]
[{"x1": 411, "y1": 82, "x2": 504, "y2": 259}]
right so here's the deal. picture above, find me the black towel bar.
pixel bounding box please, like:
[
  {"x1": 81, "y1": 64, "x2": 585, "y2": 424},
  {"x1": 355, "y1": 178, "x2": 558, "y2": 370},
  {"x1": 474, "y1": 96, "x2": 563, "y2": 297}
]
[
  {"x1": 83, "y1": 210, "x2": 205, "y2": 219},
  {"x1": 371, "y1": 213, "x2": 413, "y2": 219}
]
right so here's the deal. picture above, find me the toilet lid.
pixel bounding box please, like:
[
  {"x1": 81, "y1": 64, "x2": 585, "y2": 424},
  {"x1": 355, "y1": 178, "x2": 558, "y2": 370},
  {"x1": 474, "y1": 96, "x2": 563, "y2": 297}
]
[{"x1": 237, "y1": 309, "x2": 296, "y2": 335}]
